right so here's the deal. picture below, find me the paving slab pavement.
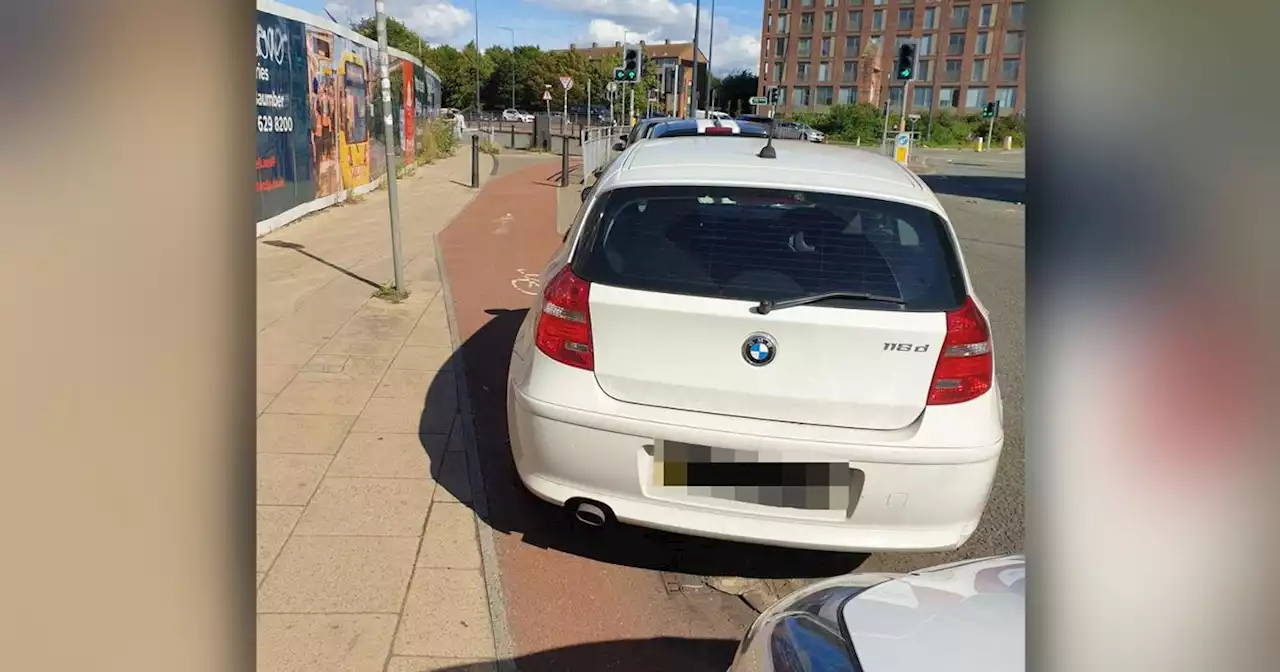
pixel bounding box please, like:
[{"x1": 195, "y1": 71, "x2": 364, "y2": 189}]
[{"x1": 257, "y1": 149, "x2": 504, "y2": 672}]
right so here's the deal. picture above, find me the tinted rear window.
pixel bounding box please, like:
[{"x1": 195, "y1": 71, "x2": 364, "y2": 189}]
[{"x1": 573, "y1": 186, "x2": 965, "y2": 311}]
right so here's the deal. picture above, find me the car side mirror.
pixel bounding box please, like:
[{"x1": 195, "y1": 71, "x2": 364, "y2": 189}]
[
  {"x1": 619, "y1": 134, "x2": 628, "y2": 141},
  {"x1": 580, "y1": 186, "x2": 593, "y2": 202},
  {"x1": 612, "y1": 142, "x2": 625, "y2": 151}
]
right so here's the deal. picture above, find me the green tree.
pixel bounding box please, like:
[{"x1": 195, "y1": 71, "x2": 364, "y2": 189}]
[
  {"x1": 715, "y1": 70, "x2": 759, "y2": 116},
  {"x1": 351, "y1": 16, "x2": 427, "y2": 61}
]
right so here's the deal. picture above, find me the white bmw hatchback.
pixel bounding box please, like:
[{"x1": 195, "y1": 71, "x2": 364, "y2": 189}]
[{"x1": 506, "y1": 135, "x2": 1004, "y2": 553}]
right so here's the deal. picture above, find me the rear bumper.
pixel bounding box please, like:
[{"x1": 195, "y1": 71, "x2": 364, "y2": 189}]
[{"x1": 507, "y1": 372, "x2": 1003, "y2": 553}]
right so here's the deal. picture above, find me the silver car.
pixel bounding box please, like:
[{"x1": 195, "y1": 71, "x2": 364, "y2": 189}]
[{"x1": 729, "y1": 554, "x2": 1025, "y2": 672}]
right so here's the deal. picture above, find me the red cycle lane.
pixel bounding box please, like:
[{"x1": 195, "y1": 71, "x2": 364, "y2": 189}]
[{"x1": 437, "y1": 157, "x2": 757, "y2": 671}]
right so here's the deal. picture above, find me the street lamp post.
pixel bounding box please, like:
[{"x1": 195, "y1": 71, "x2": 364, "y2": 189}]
[
  {"x1": 497, "y1": 26, "x2": 515, "y2": 111},
  {"x1": 705, "y1": 0, "x2": 716, "y2": 112},
  {"x1": 690, "y1": 0, "x2": 701, "y2": 118},
  {"x1": 473, "y1": 0, "x2": 481, "y2": 117}
]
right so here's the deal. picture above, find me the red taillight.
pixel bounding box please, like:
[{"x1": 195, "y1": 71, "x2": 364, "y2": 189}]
[
  {"x1": 927, "y1": 297, "x2": 993, "y2": 405},
  {"x1": 702, "y1": 126, "x2": 733, "y2": 135},
  {"x1": 534, "y1": 266, "x2": 594, "y2": 370}
]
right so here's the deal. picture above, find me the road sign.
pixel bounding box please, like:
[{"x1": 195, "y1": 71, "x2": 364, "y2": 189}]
[
  {"x1": 559, "y1": 76, "x2": 573, "y2": 90},
  {"x1": 542, "y1": 90, "x2": 552, "y2": 101},
  {"x1": 894, "y1": 131, "x2": 911, "y2": 165},
  {"x1": 749, "y1": 96, "x2": 769, "y2": 106},
  {"x1": 606, "y1": 81, "x2": 617, "y2": 93}
]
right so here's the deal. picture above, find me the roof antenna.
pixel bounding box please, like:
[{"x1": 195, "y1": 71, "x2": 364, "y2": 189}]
[
  {"x1": 758, "y1": 84, "x2": 778, "y2": 159},
  {"x1": 757, "y1": 113, "x2": 777, "y2": 159}
]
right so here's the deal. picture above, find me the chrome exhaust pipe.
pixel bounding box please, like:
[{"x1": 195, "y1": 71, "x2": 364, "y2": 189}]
[{"x1": 572, "y1": 500, "x2": 608, "y2": 527}]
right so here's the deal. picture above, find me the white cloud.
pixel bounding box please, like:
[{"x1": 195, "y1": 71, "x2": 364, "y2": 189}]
[
  {"x1": 709, "y1": 33, "x2": 760, "y2": 75},
  {"x1": 584, "y1": 18, "x2": 660, "y2": 45},
  {"x1": 325, "y1": 1, "x2": 473, "y2": 43}
]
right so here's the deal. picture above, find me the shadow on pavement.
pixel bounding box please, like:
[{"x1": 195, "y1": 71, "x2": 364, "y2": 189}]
[
  {"x1": 260, "y1": 240, "x2": 382, "y2": 289},
  {"x1": 431, "y1": 637, "x2": 740, "y2": 672},
  {"x1": 920, "y1": 174, "x2": 1025, "y2": 204},
  {"x1": 420, "y1": 308, "x2": 868, "y2": 581}
]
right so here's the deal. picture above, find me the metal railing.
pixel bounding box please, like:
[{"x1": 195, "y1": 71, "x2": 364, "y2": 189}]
[{"x1": 580, "y1": 125, "x2": 626, "y2": 185}]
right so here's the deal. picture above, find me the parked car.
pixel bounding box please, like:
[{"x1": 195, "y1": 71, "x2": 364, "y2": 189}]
[
  {"x1": 771, "y1": 120, "x2": 809, "y2": 140},
  {"x1": 508, "y1": 136, "x2": 1004, "y2": 553},
  {"x1": 502, "y1": 108, "x2": 534, "y2": 123},
  {"x1": 795, "y1": 122, "x2": 827, "y2": 143},
  {"x1": 647, "y1": 118, "x2": 770, "y2": 139},
  {"x1": 729, "y1": 554, "x2": 1025, "y2": 671}
]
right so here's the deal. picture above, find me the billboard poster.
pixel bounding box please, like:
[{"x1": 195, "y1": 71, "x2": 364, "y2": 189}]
[{"x1": 255, "y1": 2, "x2": 438, "y2": 230}]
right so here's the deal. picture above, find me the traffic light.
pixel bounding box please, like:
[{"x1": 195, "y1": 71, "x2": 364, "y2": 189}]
[
  {"x1": 768, "y1": 86, "x2": 780, "y2": 105},
  {"x1": 613, "y1": 66, "x2": 627, "y2": 82},
  {"x1": 895, "y1": 43, "x2": 916, "y2": 80},
  {"x1": 622, "y1": 45, "x2": 641, "y2": 82},
  {"x1": 982, "y1": 102, "x2": 997, "y2": 118}
]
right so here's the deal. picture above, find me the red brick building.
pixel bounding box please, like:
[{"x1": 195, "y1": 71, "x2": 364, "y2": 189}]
[{"x1": 757, "y1": 0, "x2": 1025, "y2": 117}]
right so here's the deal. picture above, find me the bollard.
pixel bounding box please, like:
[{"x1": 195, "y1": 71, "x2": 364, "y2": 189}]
[
  {"x1": 510, "y1": 123, "x2": 516, "y2": 149},
  {"x1": 976, "y1": 137, "x2": 984, "y2": 152},
  {"x1": 471, "y1": 134, "x2": 480, "y2": 188},
  {"x1": 1005, "y1": 136, "x2": 1013, "y2": 150},
  {"x1": 560, "y1": 136, "x2": 570, "y2": 188}
]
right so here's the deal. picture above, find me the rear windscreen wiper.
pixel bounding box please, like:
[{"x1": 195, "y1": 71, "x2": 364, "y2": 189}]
[{"x1": 757, "y1": 291, "x2": 906, "y2": 314}]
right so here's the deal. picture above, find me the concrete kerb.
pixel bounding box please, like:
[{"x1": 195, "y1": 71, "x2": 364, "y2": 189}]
[{"x1": 433, "y1": 218, "x2": 520, "y2": 672}]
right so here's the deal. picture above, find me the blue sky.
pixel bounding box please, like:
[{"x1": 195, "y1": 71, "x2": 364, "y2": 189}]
[{"x1": 285, "y1": 0, "x2": 763, "y2": 75}]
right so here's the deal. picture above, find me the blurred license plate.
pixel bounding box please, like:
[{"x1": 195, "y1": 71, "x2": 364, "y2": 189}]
[{"x1": 653, "y1": 441, "x2": 855, "y2": 511}]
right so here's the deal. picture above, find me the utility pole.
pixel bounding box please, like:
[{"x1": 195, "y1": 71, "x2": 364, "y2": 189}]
[
  {"x1": 374, "y1": 1, "x2": 404, "y2": 295},
  {"x1": 629, "y1": 85, "x2": 635, "y2": 124},
  {"x1": 705, "y1": 0, "x2": 716, "y2": 111},
  {"x1": 498, "y1": 26, "x2": 515, "y2": 111},
  {"x1": 898, "y1": 80, "x2": 911, "y2": 133},
  {"x1": 473, "y1": 0, "x2": 481, "y2": 116},
  {"x1": 587, "y1": 77, "x2": 592, "y2": 126},
  {"x1": 690, "y1": 0, "x2": 702, "y2": 118}
]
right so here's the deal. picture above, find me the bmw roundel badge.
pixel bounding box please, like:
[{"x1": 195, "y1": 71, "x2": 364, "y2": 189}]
[{"x1": 742, "y1": 332, "x2": 777, "y2": 367}]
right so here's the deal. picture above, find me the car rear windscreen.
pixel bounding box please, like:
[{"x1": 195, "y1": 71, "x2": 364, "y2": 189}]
[{"x1": 573, "y1": 186, "x2": 966, "y2": 311}]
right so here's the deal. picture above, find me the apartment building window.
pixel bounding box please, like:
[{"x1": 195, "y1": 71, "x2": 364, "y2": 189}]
[
  {"x1": 889, "y1": 86, "x2": 904, "y2": 106},
  {"x1": 798, "y1": 37, "x2": 812, "y2": 57},
  {"x1": 996, "y1": 86, "x2": 1017, "y2": 110},
  {"x1": 838, "y1": 87, "x2": 856, "y2": 104},
  {"x1": 816, "y1": 86, "x2": 834, "y2": 106},
  {"x1": 818, "y1": 62, "x2": 831, "y2": 81},
  {"x1": 1004, "y1": 31, "x2": 1023, "y2": 55},
  {"x1": 923, "y1": 6, "x2": 937, "y2": 28},
  {"x1": 971, "y1": 59, "x2": 988, "y2": 82},
  {"x1": 763, "y1": 61, "x2": 770, "y2": 78},
  {"x1": 778, "y1": 14, "x2": 790, "y2": 33},
  {"x1": 777, "y1": 86, "x2": 788, "y2": 103},
  {"x1": 979, "y1": 4, "x2": 995, "y2": 27},
  {"x1": 965, "y1": 87, "x2": 987, "y2": 110},
  {"x1": 801, "y1": 12, "x2": 814, "y2": 33},
  {"x1": 842, "y1": 60, "x2": 857, "y2": 82},
  {"x1": 912, "y1": 86, "x2": 933, "y2": 109},
  {"x1": 975, "y1": 32, "x2": 990, "y2": 55},
  {"x1": 824, "y1": 0, "x2": 835, "y2": 6},
  {"x1": 915, "y1": 59, "x2": 932, "y2": 82},
  {"x1": 948, "y1": 33, "x2": 965, "y2": 55},
  {"x1": 779, "y1": 0, "x2": 789, "y2": 9},
  {"x1": 939, "y1": 87, "x2": 957, "y2": 107},
  {"x1": 847, "y1": 10, "x2": 862, "y2": 30},
  {"x1": 793, "y1": 86, "x2": 811, "y2": 108},
  {"x1": 848, "y1": 0, "x2": 861, "y2": 4},
  {"x1": 869, "y1": 35, "x2": 881, "y2": 52},
  {"x1": 1009, "y1": 2, "x2": 1025, "y2": 28},
  {"x1": 801, "y1": 0, "x2": 813, "y2": 7},
  {"x1": 1001, "y1": 59, "x2": 1020, "y2": 81},
  {"x1": 774, "y1": 38, "x2": 788, "y2": 57},
  {"x1": 944, "y1": 59, "x2": 962, "y2": 82},
  {"x1": 845, "y1": 35, "x2": 861, "y2": 55},
  {"x1": 767, "y1": 15, "x2": 773, "y2": 32},
  {"x1": 951, "y1": 5, "x2": 970, "y2": 29},
  {"x1": 797, "y1": 62, "x2": 812, "y2": 82},
  {"x1": 824, "y1": 11, "x2": 836, "y2": 31},
  {"x1": 920, "y1": 33, "x2": 934, "y2": 55},
  {"x1": 775, "y1": 61, "x2": 785, "y2": 81},
  {"x1": 821, "y1": 37, "x2": 832, "y2": 56},
  {"x1": 872, "y1": 9, "x2": 884, "y2": 30},
  {"x1": 873, "y1": 0, "x2": 886, "y2": 5},
  {"x1": 898, "y1": 8, "x2": 915, "y2": 30}
]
